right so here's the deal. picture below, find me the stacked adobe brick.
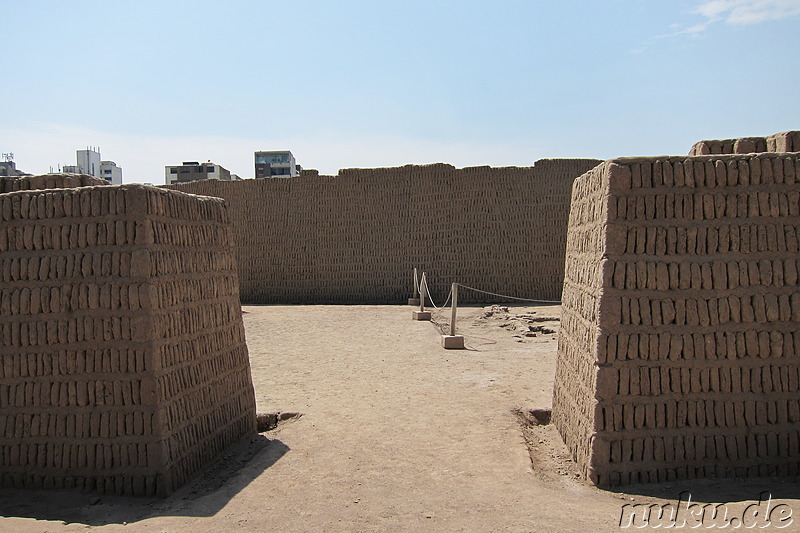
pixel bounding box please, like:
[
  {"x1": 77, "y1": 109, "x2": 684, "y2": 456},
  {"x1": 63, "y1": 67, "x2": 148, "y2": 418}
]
[
  {"x1": 166, "y1": 159, "x2": 601, "y2": 304},
  {"x1": 689, "y1": 130, "x2": 799, "y2": 156},
  {"x1": 0, "y1": 183, "x2": 256, "y2": 496},
  {"x1": 1, "y1": 173, "x2": 107, "y2": 193},
  {"x1": 553, "y1": 152, "x2": 800, "y2": 486}
]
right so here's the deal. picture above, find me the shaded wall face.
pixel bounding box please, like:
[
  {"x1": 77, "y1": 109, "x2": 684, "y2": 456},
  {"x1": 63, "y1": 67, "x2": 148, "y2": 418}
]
[
  {"x1": 165, "y1": 160, "x2": 601, "y2": 304},
  {"x1": 553, "y1": 154, "x2": 800, "y2": 487},
  {"x1": 0, "y1": 184, "x2": 256, "y2": 496}
]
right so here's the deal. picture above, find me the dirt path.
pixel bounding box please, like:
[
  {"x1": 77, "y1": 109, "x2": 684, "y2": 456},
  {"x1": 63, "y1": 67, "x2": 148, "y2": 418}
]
[{"x1": 1, "y1": 305, "x2": 797, "y2": 532}]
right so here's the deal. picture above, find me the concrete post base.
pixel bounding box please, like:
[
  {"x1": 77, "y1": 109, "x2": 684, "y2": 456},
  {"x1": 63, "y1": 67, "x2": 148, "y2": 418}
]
[
  {"x1": 412, "y1": 311, "x2": 432, "y2": 321},
  {"x1": 441, "y1": 335, "x2": 465, "y2": 349},
  {"x1": 408, "y1": 298, "x2": 420, "y2": 306}
]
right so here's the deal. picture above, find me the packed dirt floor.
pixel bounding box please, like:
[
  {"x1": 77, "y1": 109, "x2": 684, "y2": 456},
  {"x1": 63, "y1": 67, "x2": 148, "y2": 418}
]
[{"x1": 1, "y1": 304, "x2": 798, "y2": 532}]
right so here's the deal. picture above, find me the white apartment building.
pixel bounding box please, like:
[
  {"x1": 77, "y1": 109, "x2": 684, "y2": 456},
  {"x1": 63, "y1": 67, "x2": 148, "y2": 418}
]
[
  {"x1": 100, "y1": 161, "x2": 123, "y2": 185},
  {"x1": 62, "y1": 147, "x2": 123, "y2": 184}
]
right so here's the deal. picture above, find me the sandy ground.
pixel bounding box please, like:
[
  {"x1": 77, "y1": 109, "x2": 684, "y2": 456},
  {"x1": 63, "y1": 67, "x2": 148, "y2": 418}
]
[{"x1": 1, "y1": 304, "x2": 798, "y2": 532}]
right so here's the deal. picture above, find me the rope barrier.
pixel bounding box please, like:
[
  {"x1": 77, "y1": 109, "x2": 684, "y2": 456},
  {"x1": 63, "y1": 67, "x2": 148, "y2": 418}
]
[
  {"x1": 454, "y1": 283, "x2": 561, "y2": 304},
  {"x1": 409, "y1": 269, "x2": 560, "y2": 350},
  {"x1": 419, "y1": 276, "x2": 452, "y2": 310},
  {"x1": 428, "y1": 292, "x2": 452, "y2": 327},
  {"x1": 409, "y1": 269, "x2": 560, "y2": 307}
]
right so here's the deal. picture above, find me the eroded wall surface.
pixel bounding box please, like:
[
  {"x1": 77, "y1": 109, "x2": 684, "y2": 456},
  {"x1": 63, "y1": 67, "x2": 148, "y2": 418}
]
[
  {"x1": 166, "y1": 159, "x2": 601, "y2": 303},
  {"x1": 0, "y1": 173, "x2": 108, "y2": 193},
  {"x1": 0, "y1": 184, "x2": 256, "y2": 496},
  {"x1": 689, "y1": 130, "x2": 800, "y2": 156},
  {"x1": 553, "y1": 153, "x2": 800, "y2": 486}
]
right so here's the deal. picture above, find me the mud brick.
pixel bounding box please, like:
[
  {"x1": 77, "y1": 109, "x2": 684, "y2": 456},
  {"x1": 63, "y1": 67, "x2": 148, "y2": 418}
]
[
  {"x1": 668, "y1": 161, "x2": 684, "y2": 187},
  {"x1": 716, "y1": 297, "x2": 731, "y2": 324},
  {"x1": 724, "y1": 261, "x2": 739, "y2": 289},
  {"x1": 660, "y1": 299, "x2": 675, "y2": 326},
  {"x1": 755, "y1": 331, "x2": 771, "y2": 361},
  {"x1": 610, "y1": 404, "x2": 622, "y2": 431},
  {"x1": 722, "y1": 331, "x2": 735, "y2": 361},
  {"x1": 686, "y1": 299, "x2": 699, "y2": 326},
  {"x1": 651, "y1": 436, "x2": 665, "y2": 462},
  {"x1": 697, "y1": 299, "x2": 711, "y2": 327},
  {"x1": 766, "y1": 400, "x2": 778, "y2": 424},
  {"x1": 641, "y1": 297, "x2": 654, "y2": 326},
  {"x1": 611, "y1": 333, "x2": 627, "y2": 360},
  {"x1": 709, "y1": 260, "x2": 726, "y2": 290},
  {"x1": 620, "y1": 298, "x2": 638, "y2": 324},
  {"x1": 636, "y1": 334, "x2": 648, "y2": 362},
  {"x1": 678, "y1": 262, "x2": 691, "y2": 290},
  {"x1": 766, "y1": 432, "x2": 779, "y2": 457},
  {"x1": 702, "y1": 193, "x2": 715, "y2": 219},
  {"x1": 783, "y1": 332, "x2": 796, "y2": 362}
]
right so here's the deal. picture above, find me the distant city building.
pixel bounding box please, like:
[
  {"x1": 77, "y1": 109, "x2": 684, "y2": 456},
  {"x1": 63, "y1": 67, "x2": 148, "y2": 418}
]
[
  {"x1": 77, "y1": 148, "x2": 101, "y2": 178},
  {"x1": 100, "y1": 161, "x2": 123, "y2": 185},
  {"x1": 0, "y1": 153, "x2": 26, "y2": 176},
  {"x1": 165, "y1": 161, "x2": 232, "y2": 185},
  {"x1": 255, "y1": 150, "x2": 301, "y2": 178},
  {"x1": 61, "y1": 147, "x2": 123, "y2": 185}
]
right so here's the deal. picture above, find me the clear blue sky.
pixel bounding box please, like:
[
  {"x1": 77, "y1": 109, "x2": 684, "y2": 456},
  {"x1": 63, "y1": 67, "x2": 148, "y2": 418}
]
[{"x1": 2, "y1": 0, "x2": 798, "y2": 183}]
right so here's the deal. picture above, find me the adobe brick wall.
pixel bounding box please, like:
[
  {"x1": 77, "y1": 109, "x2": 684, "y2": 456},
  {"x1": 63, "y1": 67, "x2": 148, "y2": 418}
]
[
  {"x1": 165, "y1": 159, "x2": 601, "y2": 304},
  {"x1": 552, "y1": 153, "x2": 800, "y2": 486},
  {"x1": 0, "y1": 173, "x2": 108, "y2": 193},
  {"x1": 0, "y1": 184, "x2": 256, "y2": 496},
  {"x1": 689, "y1": 130, "x2": 800, "y2": 156}
]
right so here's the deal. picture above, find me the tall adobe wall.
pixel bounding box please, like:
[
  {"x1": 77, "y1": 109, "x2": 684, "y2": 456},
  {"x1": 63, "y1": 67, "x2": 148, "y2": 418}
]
[
  {"x1": 165, "y1": 159, "x2": 601, "y2": 304},
  {"x1": 553, "y1": 153, "x2": 800, "y2": 486},
  {"x1": 689, "y1": 131, "x2": 800, "y2": 156},
  {"x1": 0, "y1": 184, "x2": 256, "y2": 496}
]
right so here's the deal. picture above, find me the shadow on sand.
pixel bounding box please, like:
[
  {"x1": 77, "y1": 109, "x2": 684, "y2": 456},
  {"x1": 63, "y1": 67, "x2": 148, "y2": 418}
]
[
  {"x1": 616, "y1": 476, "x2": 800, "y2": 505},
  {"x1": 518, "y1": 409, "x2": 800, "y2": 509},
  {"x1": 0, "y1": 435, "x2": 289, "y2": 527}
]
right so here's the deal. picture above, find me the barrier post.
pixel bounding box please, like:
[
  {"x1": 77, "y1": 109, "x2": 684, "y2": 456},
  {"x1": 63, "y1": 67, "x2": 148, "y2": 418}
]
[
  {"x1": 450, "y1": 282, "x2": 457, "y2": 336},
  {"x1": 441, "y1": 282, "x2": 465, "y2": 349},
  {"x1": 408, "y1": 267, "x2": 420, "y2": 306},
  {"x1": 412, "y1": 272, "x2": 431, "y2": 321}
]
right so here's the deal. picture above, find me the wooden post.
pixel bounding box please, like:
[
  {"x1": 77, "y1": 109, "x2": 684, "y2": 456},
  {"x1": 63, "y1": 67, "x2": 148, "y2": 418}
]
[
  {"x1": 412, "y1": 272, "x2": 432, "y2": 320},
  {"x1": 441, "y1": 281, "x2": 464, "y2": 348},
  {"x1": 450, "y1": 282, "x2": 457, "y2": 336},
  {"x1": 419, "y1": 272, "x2": 426, "y2": 312},
  {"x1": 408, "y1": 267, "x2": 421, "y2": 306}
]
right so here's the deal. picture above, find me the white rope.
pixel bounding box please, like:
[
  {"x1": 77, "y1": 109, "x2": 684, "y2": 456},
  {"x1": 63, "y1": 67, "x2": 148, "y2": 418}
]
[
  {"x1": 420, "y1": 276, "x2": 451, "y2": 309},
  {"x1": 455, "y1": 283, "x2": 561, "y2": 304}
]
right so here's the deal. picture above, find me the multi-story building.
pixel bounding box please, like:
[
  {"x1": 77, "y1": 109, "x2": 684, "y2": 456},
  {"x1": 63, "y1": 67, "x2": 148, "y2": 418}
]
[
  {"x1": 77, "y1": 148, "x2": 101, "y2": 178},
  {"x1": 0, "y1": 153, "x2": 26, "y2": 176},
  {"x1": 165, "y1": 161, "x2": 232, "y2": 185},
  {"x1": 255, "y1": 150, "x2": 300, "y2": 178},
  {"x1": 62, "y1": 147, "x2": 123, "y2": 184},
  {"x1": 100, "y1": 161, "x2": 123, "y2": 185}
]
